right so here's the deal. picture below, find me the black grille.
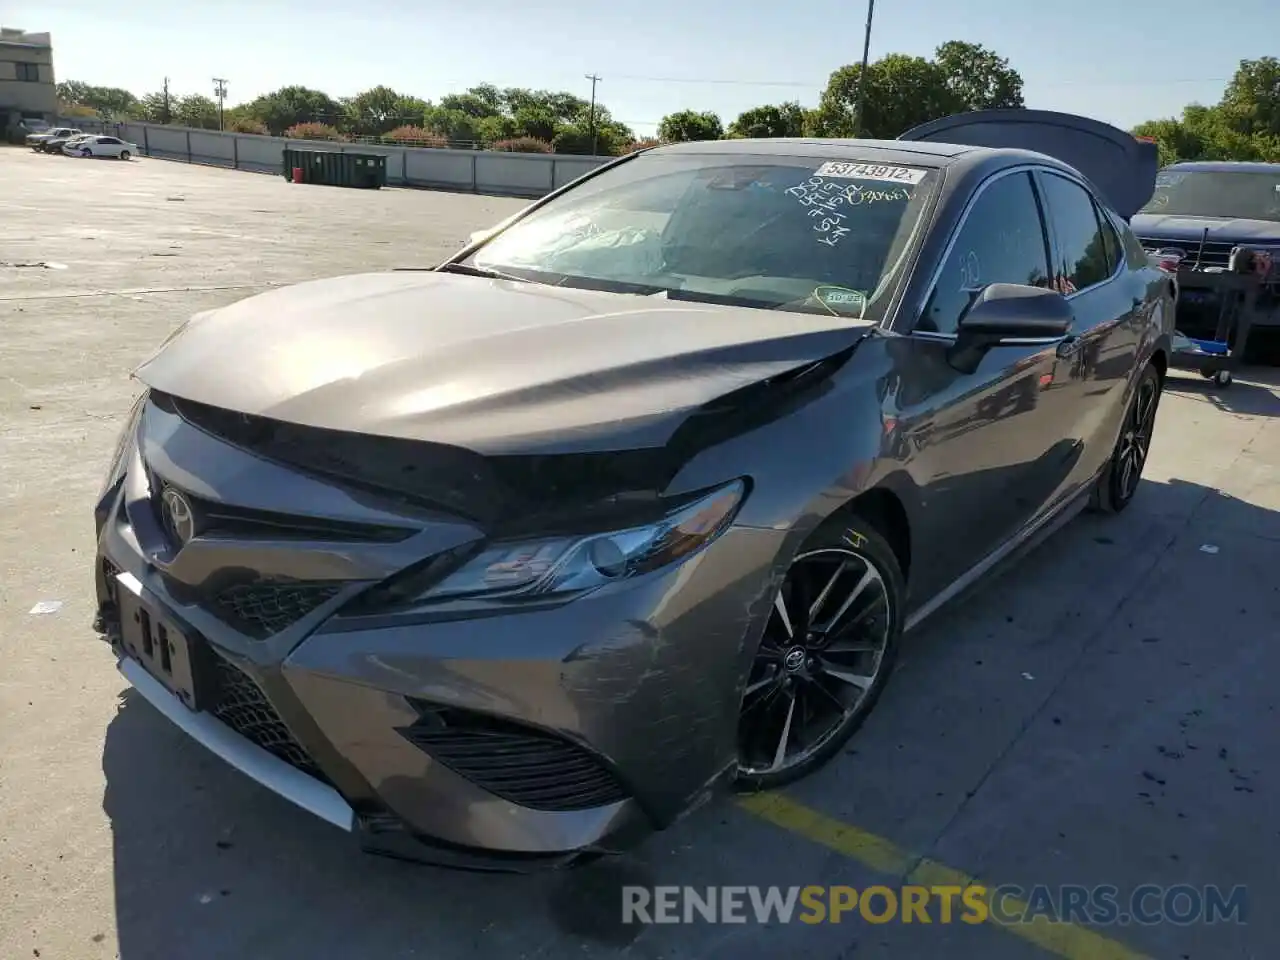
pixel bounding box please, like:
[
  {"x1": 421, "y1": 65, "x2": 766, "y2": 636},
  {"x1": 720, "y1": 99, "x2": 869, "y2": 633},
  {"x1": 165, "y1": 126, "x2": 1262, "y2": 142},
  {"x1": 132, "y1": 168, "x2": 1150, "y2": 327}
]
[
  {"x1": 209, "y1": 654, "x2": 323, "y2": 780},
  {"x1": 214, "y1": 581, "x2": 341, "y2": 638},
  {"x1": 400, "y1": 709, "x2": 628, "y2": 812}
]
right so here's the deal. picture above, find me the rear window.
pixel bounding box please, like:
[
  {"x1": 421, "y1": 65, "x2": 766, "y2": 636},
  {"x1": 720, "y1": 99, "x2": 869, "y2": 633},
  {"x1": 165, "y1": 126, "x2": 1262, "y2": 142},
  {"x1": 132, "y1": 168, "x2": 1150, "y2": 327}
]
[{"x1": 471, "y1": 153, "x2": 938, "y2": 321}]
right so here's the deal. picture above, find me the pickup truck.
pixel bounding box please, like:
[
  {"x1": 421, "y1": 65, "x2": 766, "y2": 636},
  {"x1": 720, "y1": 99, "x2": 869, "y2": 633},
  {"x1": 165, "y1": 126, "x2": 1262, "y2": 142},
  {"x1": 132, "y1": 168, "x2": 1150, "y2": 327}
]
[
  {"x1": 26, "y1": 126, "x2": 83, "y2": 148},
  {"x1": 1130, "y1": 161, "x2": 1280, "y2": 361}
]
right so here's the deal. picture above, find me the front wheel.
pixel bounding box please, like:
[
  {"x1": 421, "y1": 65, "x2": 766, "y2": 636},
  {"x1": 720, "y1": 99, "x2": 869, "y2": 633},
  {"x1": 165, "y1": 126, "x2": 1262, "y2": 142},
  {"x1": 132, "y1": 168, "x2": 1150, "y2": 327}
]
[
  {"x1": 80, "y1": 147, "x2": 92, "y2": 158},
  {"x1": 1092, "y1": 363, "x2": 1162, "y2": 514},
  {"x1": 735, "y1": 516, "x2": 904, "y2": 790},
  {"x1": 119, "y1": 150, "x2": 131, "y2": 161}
]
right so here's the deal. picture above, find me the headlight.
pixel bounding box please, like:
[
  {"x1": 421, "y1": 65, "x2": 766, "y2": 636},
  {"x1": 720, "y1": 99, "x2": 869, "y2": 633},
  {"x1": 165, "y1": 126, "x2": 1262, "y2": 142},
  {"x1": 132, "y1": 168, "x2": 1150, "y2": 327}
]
[
  {"x1": 101, "y1": 390, "x2": 147, "y2": 498},
  {"x1": 415, "y1": 480, "x2": 747, "y2": 604}
]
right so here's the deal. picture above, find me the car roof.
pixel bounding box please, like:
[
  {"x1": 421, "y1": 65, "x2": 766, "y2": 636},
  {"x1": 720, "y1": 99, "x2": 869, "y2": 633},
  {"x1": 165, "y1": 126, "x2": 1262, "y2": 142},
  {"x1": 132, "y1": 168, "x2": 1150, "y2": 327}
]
[
  {"x1": 1166, "y1": 160, "x2": 1280, "y2": 174},
  {"x1": 643, "y1": 138, "x2": 1085, "y2": 178},
  {"x1": 648, "y1": 137, "x2": 975, "y2": 165}
]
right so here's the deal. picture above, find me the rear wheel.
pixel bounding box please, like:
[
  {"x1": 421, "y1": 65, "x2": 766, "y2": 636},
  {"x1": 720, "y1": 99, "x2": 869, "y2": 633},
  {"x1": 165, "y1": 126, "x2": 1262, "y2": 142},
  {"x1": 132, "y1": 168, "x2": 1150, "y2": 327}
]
[
  {"x1": 1092, "y1": 363, "x2": 1162, "y2": 514},
  {"x1": 735, "y1": 516, "x2": 904, "y2": 790}
]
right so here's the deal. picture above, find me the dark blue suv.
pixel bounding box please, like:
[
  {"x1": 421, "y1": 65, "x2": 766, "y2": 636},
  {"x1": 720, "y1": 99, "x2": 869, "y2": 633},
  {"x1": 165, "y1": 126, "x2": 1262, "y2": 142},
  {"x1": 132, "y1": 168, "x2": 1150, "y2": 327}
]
[{"x1": 1130, "y1": 161, "x2": 1280, "y2": 358}]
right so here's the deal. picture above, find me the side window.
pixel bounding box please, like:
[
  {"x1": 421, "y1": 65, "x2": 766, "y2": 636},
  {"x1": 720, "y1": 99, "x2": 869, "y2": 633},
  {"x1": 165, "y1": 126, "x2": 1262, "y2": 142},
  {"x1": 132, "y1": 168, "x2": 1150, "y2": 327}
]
[
  {"x1": 1096, "y1": 203, "x2": 1121, "y2": 274},
  {"x1": 1117, "y1": 216, "x2": 1150, "y2": 268},
  {"x1": 918, "y1": 172, "x2": 1051, "y2": 335},
  {"x1": 1040, "y1": 173, "x2": 1113, "y2": 293}
]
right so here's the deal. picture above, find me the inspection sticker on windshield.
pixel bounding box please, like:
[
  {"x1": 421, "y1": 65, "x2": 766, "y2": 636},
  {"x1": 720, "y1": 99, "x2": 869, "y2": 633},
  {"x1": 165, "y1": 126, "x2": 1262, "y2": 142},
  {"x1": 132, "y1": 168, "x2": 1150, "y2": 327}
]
[
  {"x1": 813, "y1": 286, "x2": 867, "y2": 317},
  {"x1": 813, "y1": 161, "x2": 925, "y2": 184}
]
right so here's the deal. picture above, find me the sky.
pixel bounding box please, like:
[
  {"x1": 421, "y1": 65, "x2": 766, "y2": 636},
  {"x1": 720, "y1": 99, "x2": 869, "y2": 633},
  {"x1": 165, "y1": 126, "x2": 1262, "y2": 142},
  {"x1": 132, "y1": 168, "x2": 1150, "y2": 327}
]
[{"x1": 9, "y1": 0, "x2": 1276, "y2": 138}]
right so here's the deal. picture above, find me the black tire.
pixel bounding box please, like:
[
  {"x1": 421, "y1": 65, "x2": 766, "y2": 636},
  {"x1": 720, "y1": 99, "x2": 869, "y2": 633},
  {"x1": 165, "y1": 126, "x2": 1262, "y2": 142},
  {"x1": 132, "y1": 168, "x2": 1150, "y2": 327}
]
[
  {"x1": 1091, "y1": 363, "x2": 1162, "y2": 515},
  {"x1": 119, "y1": 150, "x2": 131, "y2": 161},
  {"x1": 735, "y1": 513, "x2": 904, "y2": 791}
]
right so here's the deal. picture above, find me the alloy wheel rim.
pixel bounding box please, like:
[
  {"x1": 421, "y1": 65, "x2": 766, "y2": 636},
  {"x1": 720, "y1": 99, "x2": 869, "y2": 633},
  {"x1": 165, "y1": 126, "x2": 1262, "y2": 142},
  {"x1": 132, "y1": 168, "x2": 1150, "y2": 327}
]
[
  {"x1": 1115, "y1": 378, "x2": 1158, "y2": 501},
  {"x1": 737, "y1": 547, "x2": 892, "y2": 776}
]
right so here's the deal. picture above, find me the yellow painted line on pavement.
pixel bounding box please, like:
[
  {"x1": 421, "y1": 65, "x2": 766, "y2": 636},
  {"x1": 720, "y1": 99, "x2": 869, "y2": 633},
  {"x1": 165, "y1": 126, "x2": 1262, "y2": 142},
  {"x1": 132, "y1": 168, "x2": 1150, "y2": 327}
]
[{"x1": 738, "y1": 792, "x2": 1151, "y2": 960}]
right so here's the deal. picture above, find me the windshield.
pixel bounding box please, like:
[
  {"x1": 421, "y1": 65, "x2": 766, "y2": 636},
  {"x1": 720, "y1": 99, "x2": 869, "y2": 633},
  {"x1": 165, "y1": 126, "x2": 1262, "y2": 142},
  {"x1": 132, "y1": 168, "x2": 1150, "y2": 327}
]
[
  {"x1": 1141, "y1": 169, "x2": 1280, "y2": 222},
  {"x1": 467, "y1": 153, "x2": 937, "y2": 321}
]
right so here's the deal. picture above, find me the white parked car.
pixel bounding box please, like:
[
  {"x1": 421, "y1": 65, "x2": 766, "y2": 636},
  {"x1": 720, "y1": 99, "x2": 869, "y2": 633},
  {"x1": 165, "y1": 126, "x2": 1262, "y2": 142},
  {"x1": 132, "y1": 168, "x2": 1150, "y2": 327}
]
[{"x1": 64, "y1": 135, "x2": 138, "y2": 160}]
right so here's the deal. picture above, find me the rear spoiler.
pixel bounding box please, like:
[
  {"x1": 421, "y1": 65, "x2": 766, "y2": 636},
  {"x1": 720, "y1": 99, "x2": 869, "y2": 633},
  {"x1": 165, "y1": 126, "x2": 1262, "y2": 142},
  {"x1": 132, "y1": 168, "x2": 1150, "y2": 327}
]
[{"x1": 899, "y1": 109, "x2": 1158, "y2": 220}]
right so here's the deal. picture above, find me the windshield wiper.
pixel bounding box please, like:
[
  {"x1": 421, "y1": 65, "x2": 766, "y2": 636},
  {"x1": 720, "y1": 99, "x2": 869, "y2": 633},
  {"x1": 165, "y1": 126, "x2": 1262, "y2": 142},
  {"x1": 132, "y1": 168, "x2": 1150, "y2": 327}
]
[
  {"x1": 664, "y1": 289, "x2": 784, "y2": 310},
  {"x1": 434, "y1": 262, "x2": 531, "y2": 282}
]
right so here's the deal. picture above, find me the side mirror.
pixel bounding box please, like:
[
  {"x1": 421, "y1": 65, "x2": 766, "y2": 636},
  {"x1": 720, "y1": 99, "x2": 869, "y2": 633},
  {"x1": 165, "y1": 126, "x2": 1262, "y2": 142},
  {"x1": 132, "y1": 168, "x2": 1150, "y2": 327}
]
[{"x1": 947, "y1": 283, "x2": 1072, "y2": 373}]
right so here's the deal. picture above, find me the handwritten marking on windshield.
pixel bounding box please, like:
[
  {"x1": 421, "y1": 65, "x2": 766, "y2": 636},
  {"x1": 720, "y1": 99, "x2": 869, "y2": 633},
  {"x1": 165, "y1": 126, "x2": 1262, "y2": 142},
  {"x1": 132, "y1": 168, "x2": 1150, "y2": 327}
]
[
  {"x1": 814, "y1": 161, "x2": 926, "y2": 184},
  {"x1": 785, "y1": 177, "x2": 914, "y2": 246}
]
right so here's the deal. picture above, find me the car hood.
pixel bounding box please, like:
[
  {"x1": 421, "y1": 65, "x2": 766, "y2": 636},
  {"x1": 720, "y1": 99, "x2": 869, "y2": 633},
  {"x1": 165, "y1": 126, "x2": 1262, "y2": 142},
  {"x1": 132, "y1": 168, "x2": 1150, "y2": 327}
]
[
  {"x1": 135, "y1": 271, "x2": 870, "y2": 455},
  {"x1": 1130, "y1": 214, "x2": 1280, "y2": 244}
]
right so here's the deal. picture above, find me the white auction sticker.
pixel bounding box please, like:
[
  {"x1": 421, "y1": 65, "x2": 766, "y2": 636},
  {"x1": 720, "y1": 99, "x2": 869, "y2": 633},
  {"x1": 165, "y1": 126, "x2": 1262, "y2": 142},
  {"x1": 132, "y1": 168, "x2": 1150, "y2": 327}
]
[{"x1": 813, "y1": 161, "x2": 926, "y2": 184}]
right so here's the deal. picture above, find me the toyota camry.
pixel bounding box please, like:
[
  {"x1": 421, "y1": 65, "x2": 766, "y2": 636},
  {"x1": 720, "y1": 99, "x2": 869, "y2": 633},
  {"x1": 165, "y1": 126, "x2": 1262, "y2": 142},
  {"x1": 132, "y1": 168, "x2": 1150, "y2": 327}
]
[{"x1": 94, "y1": 108, "x2": 1174, "y2": 870}]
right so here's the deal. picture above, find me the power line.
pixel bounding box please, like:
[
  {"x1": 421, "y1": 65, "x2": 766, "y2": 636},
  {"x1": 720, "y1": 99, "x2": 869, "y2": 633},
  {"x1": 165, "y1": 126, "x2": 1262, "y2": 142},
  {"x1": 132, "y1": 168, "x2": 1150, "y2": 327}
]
[{"x1": 608, "y1": 74, "x2": 814, "y2": 88}]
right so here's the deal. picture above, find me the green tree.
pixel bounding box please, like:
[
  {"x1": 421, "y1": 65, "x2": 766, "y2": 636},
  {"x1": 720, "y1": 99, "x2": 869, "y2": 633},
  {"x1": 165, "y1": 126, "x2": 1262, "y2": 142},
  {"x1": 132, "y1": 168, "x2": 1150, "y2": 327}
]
[
  {"x1": 1219, "y1": 56, "x2": 1280, "y2": 138},
  {"x1": 934, "y1": 41, "x2": 1024, "y2": 111},
  {"x1": 424, "y1": 107, "x2": 488, "y2": 145},
  {"x1": 815, "y1": 42, "x2": 1025, "y2": 139},
  {"x1": 658, "y1": 109, "x2": 723, "y2": 142},
  {"x1": 136, "y1": 91, "x2": 172, "y2": 124},
  {"x1": 552, "y1": 107, "x2": 634, "y2": 155},
  {"x1": 815, "y1": 54, "x2": 955, "y2": 138},
  {"x1": 55, "y1": 81, "x2": 139, "y2": 118},
  {"x1": 241, "y1": 86, "x2": 342, "y2": 135},
  {"x1": 341, "y1": 86, "x2": 430, "y2": 136},
  {"x1": 501, "y1": 88, "x2": 588, "y2": 122},
  {"x1": 1133, "y1": 101, "x2": 1280, "y2": 165},
  {"x1": 438, "y1": 92, "x2": 500, "y2": 118},
  {"x1": 511, "y1": 105, "x2": 559, "y2": 142},
  {"x1": 174, "y1": 94, "x2": 219, "y2": 129},
  {"x1": 477, "y1": 114, "x2": 520, "y2": 142},
  {"x1": 728, "y1": 102, "x2": 806, "y2": 138},
  {"x1": 466, "y1": 83, "x2": 504, "y2": 113}
]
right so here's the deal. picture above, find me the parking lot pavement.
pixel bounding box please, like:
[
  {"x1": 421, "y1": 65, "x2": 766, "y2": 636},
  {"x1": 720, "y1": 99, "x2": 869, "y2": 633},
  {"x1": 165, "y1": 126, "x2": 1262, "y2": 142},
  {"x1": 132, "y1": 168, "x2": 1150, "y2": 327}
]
[{"x1": 2, "y1": 148, "x2": 1278, "y2": 960}]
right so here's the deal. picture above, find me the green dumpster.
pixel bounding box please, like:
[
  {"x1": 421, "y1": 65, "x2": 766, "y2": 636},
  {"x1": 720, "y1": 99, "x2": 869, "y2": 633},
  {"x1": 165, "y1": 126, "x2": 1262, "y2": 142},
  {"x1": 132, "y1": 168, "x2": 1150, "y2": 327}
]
[{"x1": 282, "y1": 147, "x2": 387, "y2": 189}]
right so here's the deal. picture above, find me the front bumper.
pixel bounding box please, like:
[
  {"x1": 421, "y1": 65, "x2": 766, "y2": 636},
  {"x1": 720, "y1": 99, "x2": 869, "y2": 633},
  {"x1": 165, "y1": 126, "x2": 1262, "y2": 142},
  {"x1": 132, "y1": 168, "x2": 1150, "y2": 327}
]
[{"x1": 94, "y1": 396, "x2": 785, "y2": 868}]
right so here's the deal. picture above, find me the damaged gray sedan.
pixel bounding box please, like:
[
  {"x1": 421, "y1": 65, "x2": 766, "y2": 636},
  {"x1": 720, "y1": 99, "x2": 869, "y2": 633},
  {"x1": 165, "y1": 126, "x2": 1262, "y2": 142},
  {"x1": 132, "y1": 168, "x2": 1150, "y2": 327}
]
[{"x1": 94, "y1": 109, "x2": 1174, "y2": 869}]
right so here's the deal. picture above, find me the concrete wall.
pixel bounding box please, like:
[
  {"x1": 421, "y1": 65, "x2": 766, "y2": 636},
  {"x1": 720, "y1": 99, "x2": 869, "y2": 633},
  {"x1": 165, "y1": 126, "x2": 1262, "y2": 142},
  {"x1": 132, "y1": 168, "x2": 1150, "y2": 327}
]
[{"x1": 60, "y1": 118, "x2": 613, "y2": 198}]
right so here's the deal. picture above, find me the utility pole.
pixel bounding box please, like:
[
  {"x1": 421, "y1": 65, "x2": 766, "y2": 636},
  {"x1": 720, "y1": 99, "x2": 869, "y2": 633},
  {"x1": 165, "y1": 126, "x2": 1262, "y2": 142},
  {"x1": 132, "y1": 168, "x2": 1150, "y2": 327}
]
[
  {"x1": 213, "y1": 77, "x2": 228, "y2": 131},
  {"x1": 585, "y1": 73, "x2": 601, "y2": 156},
  {"x1": 853, "y1": 0, "x2": 876, "y2": 137},
  {"x1": 162, "y1": 76, "x2": 171, "y2": 124}
]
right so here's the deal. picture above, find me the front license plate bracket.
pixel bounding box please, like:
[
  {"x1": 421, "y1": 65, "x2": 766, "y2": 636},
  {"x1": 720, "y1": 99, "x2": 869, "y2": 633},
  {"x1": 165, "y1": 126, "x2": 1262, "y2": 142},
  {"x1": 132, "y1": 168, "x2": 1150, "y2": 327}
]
[{"x1": 116, "y1": 575, "x2": 210, "y2": 711}]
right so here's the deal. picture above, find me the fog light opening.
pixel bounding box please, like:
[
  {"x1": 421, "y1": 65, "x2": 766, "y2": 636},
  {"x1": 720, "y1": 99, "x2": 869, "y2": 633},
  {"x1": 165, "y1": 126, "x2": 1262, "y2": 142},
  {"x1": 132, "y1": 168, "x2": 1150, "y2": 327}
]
[{"x1": 588, "y1": 538, "x2": 627, "y2": 578}]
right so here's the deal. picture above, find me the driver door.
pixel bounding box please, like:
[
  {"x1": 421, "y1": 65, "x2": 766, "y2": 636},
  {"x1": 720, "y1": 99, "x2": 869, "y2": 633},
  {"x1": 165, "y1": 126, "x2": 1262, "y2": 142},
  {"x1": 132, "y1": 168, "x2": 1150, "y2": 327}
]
[{"x1": 891, "y1": 169, "x2": 1070, "y2": 600}]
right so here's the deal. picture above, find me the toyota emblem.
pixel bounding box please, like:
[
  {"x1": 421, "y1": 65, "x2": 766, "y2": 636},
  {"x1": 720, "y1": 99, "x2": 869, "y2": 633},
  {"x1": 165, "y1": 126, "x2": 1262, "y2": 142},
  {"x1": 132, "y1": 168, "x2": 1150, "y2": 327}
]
[
  {"x1": 160, "y1": 486, "x2": 197, "y2": 546},
  {"x1": 783, "y1": 646, "x2": 807, "y2": 672}
]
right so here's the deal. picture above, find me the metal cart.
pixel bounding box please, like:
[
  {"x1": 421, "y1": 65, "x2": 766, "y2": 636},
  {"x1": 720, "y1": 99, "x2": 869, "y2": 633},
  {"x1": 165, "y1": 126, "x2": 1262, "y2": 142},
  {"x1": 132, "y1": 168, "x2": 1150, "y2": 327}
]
[{"x1": 1167, "y1": 249, "x2": 1264, "y2": 389}]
